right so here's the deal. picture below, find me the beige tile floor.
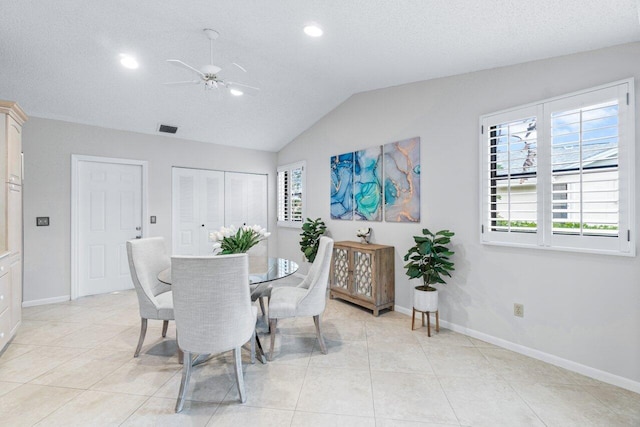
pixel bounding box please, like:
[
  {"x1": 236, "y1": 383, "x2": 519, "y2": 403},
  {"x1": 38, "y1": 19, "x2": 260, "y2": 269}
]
[{"x1": 1, "y1": 290, "x2": 639, "y2": 426}]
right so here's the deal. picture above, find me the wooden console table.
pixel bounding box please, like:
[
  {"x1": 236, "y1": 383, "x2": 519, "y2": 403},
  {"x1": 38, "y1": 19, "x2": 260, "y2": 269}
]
[{"x1": 329, "y1": 241, "x2": 394, "y2": 316}]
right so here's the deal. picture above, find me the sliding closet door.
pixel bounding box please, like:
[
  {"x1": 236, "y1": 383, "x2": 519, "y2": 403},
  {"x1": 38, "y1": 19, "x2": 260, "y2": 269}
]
[
  {"x1": 172, "y1": 167, "x2": 224, "y2": 255},
  {"x1": 225, "y1": 172, "x2": 268, "y2": 229},
  {"x1": 172, "y1": 168, "x2": 267, "y2": 256},
  {"x1": 225, "y1": 172, "x2": 268, "y2": 256}
]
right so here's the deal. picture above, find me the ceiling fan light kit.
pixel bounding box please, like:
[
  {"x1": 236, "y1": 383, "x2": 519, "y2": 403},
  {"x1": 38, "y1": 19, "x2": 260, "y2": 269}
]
[{"x1": 164, "y1": 28, "x2": 259, "y2": 96}]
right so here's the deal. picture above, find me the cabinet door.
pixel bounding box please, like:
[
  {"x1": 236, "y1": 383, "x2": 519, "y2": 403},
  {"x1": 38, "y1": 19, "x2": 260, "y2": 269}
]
[
  {"x1": 9, "y1": 259, "x2": 21, "y2": 331},
  {"x1": 353, "y1": 249, "x2": 375, "y2": 301},
  {"x1": 331, "y1": 246, "x2": 351, "y2": 292},
  {"x1": 7, "y1": 184, "x2": 21, "y2": 257},
  {"x1": 7, "y1": 116, "x2": 22, "y2": 185}
]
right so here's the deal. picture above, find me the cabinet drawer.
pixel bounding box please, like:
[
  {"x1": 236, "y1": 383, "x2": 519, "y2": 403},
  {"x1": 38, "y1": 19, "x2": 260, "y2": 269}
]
[
  {"x1": 0, "y1": 270, "x2": 9, "y2": 314},
  {"x1": 0, "y1": 307, "x2": 10, "y2": 351}
]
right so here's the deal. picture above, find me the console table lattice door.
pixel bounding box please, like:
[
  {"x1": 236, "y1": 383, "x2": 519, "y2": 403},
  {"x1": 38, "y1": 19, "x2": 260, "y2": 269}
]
[{"x1": 329, "y1": 241, "x2": 394, "y2": 316}]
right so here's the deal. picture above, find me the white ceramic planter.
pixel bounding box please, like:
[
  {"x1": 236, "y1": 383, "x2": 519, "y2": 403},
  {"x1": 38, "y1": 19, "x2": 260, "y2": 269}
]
[{"x1": 413, "y1": 287, "x2": 438, "y2": 312}]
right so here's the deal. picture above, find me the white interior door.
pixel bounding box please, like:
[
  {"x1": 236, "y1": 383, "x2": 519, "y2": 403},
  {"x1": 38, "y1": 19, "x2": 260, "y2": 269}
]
[
  {"x1": 172, "y1": 167, "x2": 225, "y2": 255},
  {"x1": 77, "y1": 160, "x2": 143, "y2": 297}
]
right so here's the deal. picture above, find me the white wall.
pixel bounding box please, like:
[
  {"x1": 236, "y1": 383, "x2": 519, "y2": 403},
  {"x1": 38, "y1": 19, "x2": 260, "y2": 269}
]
[
  {"x1": 276, "y1": 43, "x2": 640, "y2": 389},
  {"x1": 22, "y1": 118, "x2": 277, "y2": 303}
]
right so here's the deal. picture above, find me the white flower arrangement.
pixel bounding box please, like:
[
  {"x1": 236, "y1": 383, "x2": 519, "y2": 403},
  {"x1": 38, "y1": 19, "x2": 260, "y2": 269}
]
[{"x1": 209, "y1": 224, "x2": 271, "y2": 254}]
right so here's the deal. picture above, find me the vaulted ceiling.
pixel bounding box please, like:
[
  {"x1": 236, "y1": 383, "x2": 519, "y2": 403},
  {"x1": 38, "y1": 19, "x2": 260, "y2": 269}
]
[{"x1": 1, "y1": 0, "x2": 639, "y2": 152}]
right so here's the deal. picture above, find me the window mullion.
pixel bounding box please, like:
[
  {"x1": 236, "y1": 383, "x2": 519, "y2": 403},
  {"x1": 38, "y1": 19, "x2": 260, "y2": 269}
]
[{"x1": 537, "y1": 103, "x2": 550, "y2": 247}]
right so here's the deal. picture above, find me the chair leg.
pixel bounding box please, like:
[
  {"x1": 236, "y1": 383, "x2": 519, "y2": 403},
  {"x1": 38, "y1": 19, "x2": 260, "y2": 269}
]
[
  {"x1": 258, "y1": 297, "x2": 266, "y2": 316},
  {"x1": 233, "y1": 347, "x2": 247, "y2": 403},
  {"x1": 162, "y1": 320, "x2": 169, "y2": 338},
  {"x1": 268, "y1": 319, "x2": 277, "y2": 361},
  {"x1": 175, "y1": 351, "x2": 193, "y2": 413},
  {"x1": 313, "y1": 315, "x2": 328, "y2": 355},
  {"x1": 176, "y1": 330, "x2": 184, "y2": 364},
  {"x1": 134, "y1": 318, "x2": 148, "y2": 357}
]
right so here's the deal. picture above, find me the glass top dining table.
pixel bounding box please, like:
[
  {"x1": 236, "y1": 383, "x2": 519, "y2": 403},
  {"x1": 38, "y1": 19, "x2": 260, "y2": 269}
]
[{"x1": 157, "y1": 256, "x2": 299, "y2": 285}]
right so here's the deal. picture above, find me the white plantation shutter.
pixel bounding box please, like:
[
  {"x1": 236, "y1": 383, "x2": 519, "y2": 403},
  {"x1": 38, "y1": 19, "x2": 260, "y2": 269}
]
[
  {"x1": 277, "y1": 161, "x2": 305, "y2": 227},
  {"x1": 481, "y1": 105, "x2": 542, "y2": 247},
  {"x1": 481, "y1": 79, "x2": 635, "y2": 255}
]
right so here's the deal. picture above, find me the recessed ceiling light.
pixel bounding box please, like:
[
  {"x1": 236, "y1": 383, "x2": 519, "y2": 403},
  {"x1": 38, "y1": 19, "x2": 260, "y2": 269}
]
[
  {"x1": 230, "y1": 89, "x2": 244, "y2": 96},
  {"x1": 119, "y1": 54, "x2": 139, "y2": 69},
  {"x1": 303, "y1": 24, "x2": 323, "y2": 37}
]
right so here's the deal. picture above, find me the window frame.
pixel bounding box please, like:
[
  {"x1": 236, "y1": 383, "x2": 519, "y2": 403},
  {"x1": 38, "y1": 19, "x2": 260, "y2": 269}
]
[
  {"x1": 479, "y1": 79, "x2": 635, "y2": 256},
  {"x1": 277, "y1": 160, "x2": 306, "y2": 228}
]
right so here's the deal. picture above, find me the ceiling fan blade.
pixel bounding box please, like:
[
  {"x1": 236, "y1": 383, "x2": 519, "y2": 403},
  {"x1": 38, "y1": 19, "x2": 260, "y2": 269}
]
[
  {"x1": 166, "y1": 59, "x2": 205, "y2": 77},
  {"x1": 226, "y1": 81, "x2": 260, "y2": 96},
  {"x1": 163, "y1": 80, "x2": 201, "y2": 86},
  {"x1": 232, "y1": 62, "x2": 247, "y2": 73}
]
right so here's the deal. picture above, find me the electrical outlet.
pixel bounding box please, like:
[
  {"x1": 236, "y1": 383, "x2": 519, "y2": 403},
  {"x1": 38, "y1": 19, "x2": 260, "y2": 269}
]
[{"x1": 514, "y1": 303, "x2": 524, "y2": 318}]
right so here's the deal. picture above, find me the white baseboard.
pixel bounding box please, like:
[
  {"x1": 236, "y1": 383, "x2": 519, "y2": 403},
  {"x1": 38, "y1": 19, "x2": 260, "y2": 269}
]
[
  {"x1": 393, "y1": 304, "x2": 640, "y2": 394},
  {"x1": 22, "y1": 295, "x2": 70, "y2": 307}
]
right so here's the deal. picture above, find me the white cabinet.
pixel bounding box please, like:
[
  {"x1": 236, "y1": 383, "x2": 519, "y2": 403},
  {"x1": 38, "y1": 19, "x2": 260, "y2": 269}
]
[
  {"x1": 7, "y1": 184, "x2": 21, "y2": 257},
  {"x1": 171, "y1": 168, "x2": 267, "y2": 256},
  {"x1": 7, "y1": 116, "x2": 22, "y2": 185},
  {"x1": 0, "y1": 100, "x2": 27, "y2": 353},
  {"x1": 10, "y1": 259, "x2": 21, "y2": 331}
]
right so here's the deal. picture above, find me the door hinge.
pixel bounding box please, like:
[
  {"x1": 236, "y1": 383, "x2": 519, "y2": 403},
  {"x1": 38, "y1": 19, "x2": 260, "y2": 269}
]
[
  {"x1": 628, "y1": 229, "x2": 631, "y2": 242},
  {"x1": 627, "y1": 92, "x2": 630, "y2": 105},
  {"x1": 481, "y1": 125, "x2": 484, "y2": 134},
  {"x1": 481, "y1": 224, "x2": 484, "y2": 233}
]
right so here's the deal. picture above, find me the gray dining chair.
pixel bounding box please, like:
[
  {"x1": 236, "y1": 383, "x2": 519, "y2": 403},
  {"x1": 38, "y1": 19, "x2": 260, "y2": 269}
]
[
  {"x1": 171, "y1": 253, "x2": 258, "y2": 412},
  {"x1": 126, "y1": 237, "x2": 175, "y2": 358},
  {"x1": 268, "y1": 236, "x2": 334, "y2": 360}
]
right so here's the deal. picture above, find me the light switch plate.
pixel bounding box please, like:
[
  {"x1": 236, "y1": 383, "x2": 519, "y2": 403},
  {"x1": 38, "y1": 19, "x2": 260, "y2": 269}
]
[
  {"x1": 36, "y1": 217, "x2": 50, "y2": 226},
  {"x1": 150, "y1": 216, "x2": 156, "y2": 224}
]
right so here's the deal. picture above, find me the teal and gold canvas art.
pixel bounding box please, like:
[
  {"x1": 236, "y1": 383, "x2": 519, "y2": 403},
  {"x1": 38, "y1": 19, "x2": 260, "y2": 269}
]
[
  {"x1": 383, "y1": 137, "x2": 421, "y2": 222},
  {"x1": 330, "y1": 152, "x2": 354, "y2": 219},
  {"x1": 354, "y1": 146, "x2": 382, "y2": 221}
]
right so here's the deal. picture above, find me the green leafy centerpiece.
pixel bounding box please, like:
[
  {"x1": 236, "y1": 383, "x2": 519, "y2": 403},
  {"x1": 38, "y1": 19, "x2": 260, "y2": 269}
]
[{"x1": 210, "y1": 225, "x2": 271, "y2": 254}]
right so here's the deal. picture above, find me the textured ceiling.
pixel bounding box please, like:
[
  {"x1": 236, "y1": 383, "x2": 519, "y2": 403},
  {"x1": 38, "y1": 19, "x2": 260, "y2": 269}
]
[{"x1": 1, "y1": 0, "x2": 639, "y2": 152}]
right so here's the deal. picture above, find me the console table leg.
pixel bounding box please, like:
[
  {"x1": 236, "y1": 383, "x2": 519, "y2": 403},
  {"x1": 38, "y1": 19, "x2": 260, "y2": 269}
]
[{"x1": 426, "y1": 311, "x2": 431, "y2": 337}]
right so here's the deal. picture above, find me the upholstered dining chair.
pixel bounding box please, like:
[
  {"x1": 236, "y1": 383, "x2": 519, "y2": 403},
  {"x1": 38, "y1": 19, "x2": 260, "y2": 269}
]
[
  {"x1": 126, "y1": 237, "x2": 175, "y2": 358},
  {"x1": 267, "y1": 236, "x2": 334, "y2": 360},
  {"x1": 171, "y1": 253, "x2": 258, "y2": 412}
]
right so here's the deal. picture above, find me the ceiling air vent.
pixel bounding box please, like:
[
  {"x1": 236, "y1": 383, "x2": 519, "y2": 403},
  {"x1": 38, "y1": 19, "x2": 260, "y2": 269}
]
[{"x1": 158, "y1": 124, "x2": 178, "y2": 134}]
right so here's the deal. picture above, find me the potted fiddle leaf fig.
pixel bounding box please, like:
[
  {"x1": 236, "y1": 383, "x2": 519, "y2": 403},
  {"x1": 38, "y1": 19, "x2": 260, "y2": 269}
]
[
  {"x1": 403, "y1": 228, "x2": 455, "y2": 312},
  {"x1": 300, "y1": 218, "x2": 327, "y2": 262}
]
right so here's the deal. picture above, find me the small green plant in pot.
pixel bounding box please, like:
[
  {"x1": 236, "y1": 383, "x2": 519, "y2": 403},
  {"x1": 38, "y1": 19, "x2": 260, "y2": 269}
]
[
  {"x1": 403, "y1": 228, "x2": 455, "y2": 312},
  {"x1": 300, "y1": 218, "x2": 327, "y2": 262}
]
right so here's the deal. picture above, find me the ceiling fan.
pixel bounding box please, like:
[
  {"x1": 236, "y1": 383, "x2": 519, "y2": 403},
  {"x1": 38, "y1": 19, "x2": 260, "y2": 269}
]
[{"x1": 164, "y1": 29, "x2": 259, "y2": 96}]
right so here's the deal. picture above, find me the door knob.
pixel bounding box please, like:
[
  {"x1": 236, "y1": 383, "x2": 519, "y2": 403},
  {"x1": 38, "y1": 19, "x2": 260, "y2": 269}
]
[
  {"x1": 135, "y1": 235, "x2": 142, "y2": 239},
  {"x1": 135, "y1": 226, "x2": 141, "y2": 231}
]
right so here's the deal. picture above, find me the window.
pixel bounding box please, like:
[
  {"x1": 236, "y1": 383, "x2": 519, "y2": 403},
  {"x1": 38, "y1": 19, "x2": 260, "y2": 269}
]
[
  {"x1": 277, "y1": 161, "x2": 305, "y2": 227},
  {"x1": 480, "y1": 79, "x2": 635, "y2": 255}
]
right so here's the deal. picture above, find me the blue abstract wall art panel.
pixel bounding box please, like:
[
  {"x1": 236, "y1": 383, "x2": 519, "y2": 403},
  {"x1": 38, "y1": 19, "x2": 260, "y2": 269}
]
[
  {"x1": 354, "y1": 146, "x2": 382, "y2": 221},
  {"x1": 383, "y1": 137, "x2": 421, "y2": 222},
  {"x1": 330, "y1": 152, "x2": 354, "y2": 220}
]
